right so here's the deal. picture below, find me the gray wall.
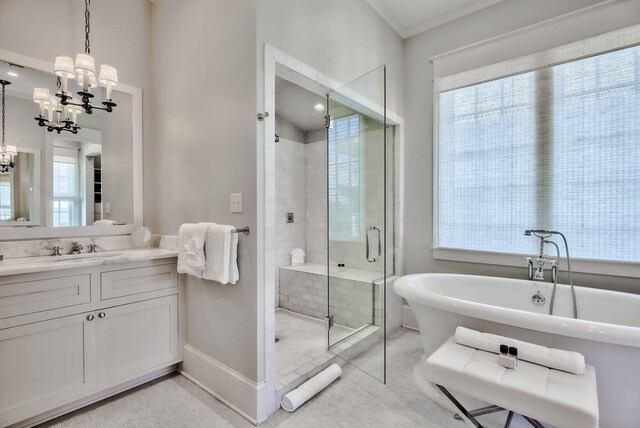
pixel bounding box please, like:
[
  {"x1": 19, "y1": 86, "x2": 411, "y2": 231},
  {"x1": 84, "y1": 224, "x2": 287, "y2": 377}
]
[
  {"x1": 402, "y1": 0, "x2": 640, "y2": 293},
  {"x1": 150, "y1": 0, "x2": 259, "y2": 381}
]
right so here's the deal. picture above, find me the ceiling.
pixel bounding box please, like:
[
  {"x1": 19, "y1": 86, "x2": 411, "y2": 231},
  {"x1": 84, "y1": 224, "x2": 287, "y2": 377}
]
[
  {"x1": 275, "y1": 76, "x2": 326, "y2": 132},
  {"x1": 365, "y1": 0, "x2": 507, "y2": 39},
  {"x1": 0, "y1": 60, "x2": 54, "y2": 99}
]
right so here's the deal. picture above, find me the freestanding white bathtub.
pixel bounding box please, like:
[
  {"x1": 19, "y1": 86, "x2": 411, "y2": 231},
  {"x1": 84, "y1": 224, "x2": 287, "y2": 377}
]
[{"x1": 394, "y1": 273, "x2": 640, "y2": 428}]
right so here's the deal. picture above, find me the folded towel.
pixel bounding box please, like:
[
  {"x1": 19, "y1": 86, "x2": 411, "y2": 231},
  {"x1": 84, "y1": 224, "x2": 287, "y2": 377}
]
[
  {"x1": 290, "y1": 248, "x2": 305, "y2": 266},
  {"x1": 455, "y1": 326, "x2": 586, "y2": 375},
  {"x1": 94, "y1": 219, "x2": 117, "y2": 226},
  {"x1": 202, "y1": 224, "x2": 238, "y2": 284},
  {"x1": 177, "y1": 223, "x2": 209, "y2": 278}
]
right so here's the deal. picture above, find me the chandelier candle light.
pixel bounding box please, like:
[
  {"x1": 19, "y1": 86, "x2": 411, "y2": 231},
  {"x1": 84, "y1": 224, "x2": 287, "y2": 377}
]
[
  {"x1": 33, "y1": 0, "x2": 118, "y2": 134},
  {"x1": 0, "y1": 80, "x2": 17, "y2": 173}
]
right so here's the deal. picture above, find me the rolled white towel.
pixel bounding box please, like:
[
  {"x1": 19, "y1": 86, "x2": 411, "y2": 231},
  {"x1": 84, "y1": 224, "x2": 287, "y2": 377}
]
[
  {"x1": 455, "y1": 326, "x2": 585, "y2": 375},
  {"x1": 281, "y1": 364, "x2": 341, "y2": 412}
]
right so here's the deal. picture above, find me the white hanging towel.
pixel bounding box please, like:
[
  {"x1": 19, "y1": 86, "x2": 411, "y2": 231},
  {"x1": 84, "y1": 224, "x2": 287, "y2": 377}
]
[
  {"x1": 177, "y1": 223, "x2": 209, "y2": 278},
  {"x1": 290, "y1": 248, "x2": 305, "y2": 266},
  {"x1": 201, "y1": 223, "x2": 239, "y2": 284}
]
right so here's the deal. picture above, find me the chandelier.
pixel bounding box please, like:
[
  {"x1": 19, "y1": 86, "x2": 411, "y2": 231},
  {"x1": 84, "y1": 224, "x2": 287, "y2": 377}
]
[
  {"x1": 33, "y1": 0, "x2": 118, "y2": 134},
  {"x1": 0, "y1": 80, "x2": 17, "y2": 173}
]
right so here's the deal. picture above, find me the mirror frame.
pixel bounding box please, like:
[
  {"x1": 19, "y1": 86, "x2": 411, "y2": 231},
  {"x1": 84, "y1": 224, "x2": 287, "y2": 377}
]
[{"x1": 0, "y1": 48, "x2": 143, "y2": 240}]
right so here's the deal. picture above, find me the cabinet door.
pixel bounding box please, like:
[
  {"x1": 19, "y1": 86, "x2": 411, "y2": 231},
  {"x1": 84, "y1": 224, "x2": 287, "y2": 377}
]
[
  {"x1": 0, "y1": 312, "x2": 96, "y2": 426},
  {"x1": 96, "y1": 295, "x2": 178, "y2": 386}
]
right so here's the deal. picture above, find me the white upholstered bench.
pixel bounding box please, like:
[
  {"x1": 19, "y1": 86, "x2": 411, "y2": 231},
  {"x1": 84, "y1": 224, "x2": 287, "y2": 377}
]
[{"x1": 425, "y1": 338, "x2": 599, "y2": 428}]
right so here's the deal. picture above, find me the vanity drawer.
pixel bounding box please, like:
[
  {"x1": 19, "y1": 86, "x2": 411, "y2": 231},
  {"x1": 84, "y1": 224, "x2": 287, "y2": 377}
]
[
  {"x1": 0, "y1": 275, "x2": 91, "y2": 319},
  {"x1": 101, "y1": 263, "x2": 178, "y2": 300}
]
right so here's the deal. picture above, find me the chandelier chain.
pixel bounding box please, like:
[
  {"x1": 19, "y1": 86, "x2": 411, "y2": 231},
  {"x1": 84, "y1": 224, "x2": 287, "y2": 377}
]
[
  {"x1": 1, "y1": 82, "x2": 5, "y2": 146},
  {"x1": 85, "y1": 0, "x2": 91, "y2": 55}
]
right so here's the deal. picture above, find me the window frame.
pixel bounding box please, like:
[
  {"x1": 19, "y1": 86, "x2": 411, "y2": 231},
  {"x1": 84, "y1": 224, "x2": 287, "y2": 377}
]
[
  {"x1": 432, "y1": 48, "x2": 640, "y2": 279},
  {"x1": 52, "y1": 150, "x2": 81, "y2": 228}
]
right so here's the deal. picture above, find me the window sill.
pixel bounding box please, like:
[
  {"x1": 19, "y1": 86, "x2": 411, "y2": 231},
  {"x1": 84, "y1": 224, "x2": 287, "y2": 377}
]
[{"x1": 432, "y1": 247, "x2": 640, "y2": 279}]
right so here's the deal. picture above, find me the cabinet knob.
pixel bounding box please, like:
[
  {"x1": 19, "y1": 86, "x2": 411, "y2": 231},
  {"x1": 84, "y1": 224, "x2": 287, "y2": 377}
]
[
  {"x1": 87, "y1": 314, "x2": 95, "y2": 321},
  {"x1": 98, "y1": 312, "x2": 106, "y2": 318}
]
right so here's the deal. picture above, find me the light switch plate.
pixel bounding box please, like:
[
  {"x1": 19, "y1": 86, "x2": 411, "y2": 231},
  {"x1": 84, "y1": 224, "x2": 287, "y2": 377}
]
[
  {"x1": 105, "y1": 202, "x2": 111, "y2": 214},
  {"x1": 230, "y1": 193, "x2": 243, "y2": 213}
]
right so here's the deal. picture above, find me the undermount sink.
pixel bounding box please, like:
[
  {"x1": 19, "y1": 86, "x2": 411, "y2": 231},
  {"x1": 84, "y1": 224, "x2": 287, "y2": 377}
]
[{"x1": 26, "y1": 252, "x2": 124, "y2": 264}]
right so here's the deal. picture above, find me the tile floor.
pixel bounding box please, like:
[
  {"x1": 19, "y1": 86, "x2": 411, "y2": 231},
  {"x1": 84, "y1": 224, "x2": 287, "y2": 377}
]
[
  {"x1": 274, "y1": 309, "x2": 381, "y2": 401},
  {"x1": 40, "y1": 329, "x2": 468, "y2": 428}
]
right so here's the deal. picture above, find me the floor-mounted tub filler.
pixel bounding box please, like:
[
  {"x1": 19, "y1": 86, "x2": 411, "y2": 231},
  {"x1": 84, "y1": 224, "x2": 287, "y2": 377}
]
[{"x1": 394, "y1": 273, "x2": 640, "y2": 428}]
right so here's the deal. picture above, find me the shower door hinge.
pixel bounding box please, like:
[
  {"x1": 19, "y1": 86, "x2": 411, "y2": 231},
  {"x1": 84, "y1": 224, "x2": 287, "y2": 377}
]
[
  {"x1": 324, "y1": 114, "x2": 331, "y2": 129},
  {"x1": 325, "y1": 314, "x2": 334, "y2": 330}
]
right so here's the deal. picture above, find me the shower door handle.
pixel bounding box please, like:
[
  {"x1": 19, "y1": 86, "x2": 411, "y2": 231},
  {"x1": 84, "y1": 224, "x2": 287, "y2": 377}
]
[{"x1": 366, "y1": 226, "x2": 382, "y2": 262}]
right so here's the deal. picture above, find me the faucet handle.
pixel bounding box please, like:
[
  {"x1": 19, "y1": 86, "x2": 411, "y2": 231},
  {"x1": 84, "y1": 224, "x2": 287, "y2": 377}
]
[
  {"x1": 88, "y1": 243, "x2": 98, "y2": 253},
  {"x1": 51, "y1": 246, "x2": 61, "y2": 256}
]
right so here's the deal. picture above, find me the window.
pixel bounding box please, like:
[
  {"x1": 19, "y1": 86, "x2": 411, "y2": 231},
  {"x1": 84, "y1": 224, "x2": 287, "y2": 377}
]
[
  {"x1": 53, "y1": 147, "x2": 80, "y2": 227},
  {"x1": 437, "y1": 44, "x2": 640, "y2": 262},
  {"x1": 0, "y1": 176, "x2": 12, "y2": 220},
  {"x1": 328, "y1": 114, "x2": 362, "y2": 241}
]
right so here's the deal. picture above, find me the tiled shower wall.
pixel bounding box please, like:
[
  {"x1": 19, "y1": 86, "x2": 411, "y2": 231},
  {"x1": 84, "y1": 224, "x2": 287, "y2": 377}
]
[
  {"x1": 279, "y1": 266, "x2": 383, "y2": 329},
  {"x1": 275, "y1": 117, "x2": 307, "y2": 307}
]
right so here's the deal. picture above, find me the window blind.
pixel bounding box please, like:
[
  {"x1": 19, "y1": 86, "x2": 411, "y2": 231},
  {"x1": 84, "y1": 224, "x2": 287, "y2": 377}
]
[
  {"x1": 436, "y1": 35, "x2": 640, "y2": 262},
  {"x1": 328, "y1": 114, "x2": 362, "y2": 242}
]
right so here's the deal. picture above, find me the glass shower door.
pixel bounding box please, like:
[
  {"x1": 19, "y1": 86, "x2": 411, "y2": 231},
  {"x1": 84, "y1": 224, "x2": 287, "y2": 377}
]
[{"x1": 326, "y1": 65, "x2": 389, "y2": 383}]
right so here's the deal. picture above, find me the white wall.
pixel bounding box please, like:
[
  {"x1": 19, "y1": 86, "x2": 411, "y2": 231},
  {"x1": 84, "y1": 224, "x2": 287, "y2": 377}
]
[{"x1": 402, "y1": 0, "x2": 640, "y2": 293}]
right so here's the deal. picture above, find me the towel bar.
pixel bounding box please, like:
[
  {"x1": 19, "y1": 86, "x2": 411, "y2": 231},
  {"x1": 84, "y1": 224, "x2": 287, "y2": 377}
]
[{"x1": 232, "y1": 226, "x2": 250, "y2": 235}]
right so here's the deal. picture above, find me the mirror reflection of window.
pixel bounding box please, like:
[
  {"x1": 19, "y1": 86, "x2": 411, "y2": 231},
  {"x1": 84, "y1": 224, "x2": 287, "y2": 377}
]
[
  {"x1": 53, "y1": 146, "x2": 80, "y2": 227},
  {"x1": 0, "y1": 176, "x2": 12, "y2": 220}
]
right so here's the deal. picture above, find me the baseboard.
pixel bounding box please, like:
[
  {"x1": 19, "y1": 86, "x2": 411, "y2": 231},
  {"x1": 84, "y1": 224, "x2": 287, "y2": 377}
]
[
  {"x1": 402, "y1": 304, "x2": 419, "y2": 331},
  {"x1": 180, "y1": 344, "x2": 268, "y2": 425}
]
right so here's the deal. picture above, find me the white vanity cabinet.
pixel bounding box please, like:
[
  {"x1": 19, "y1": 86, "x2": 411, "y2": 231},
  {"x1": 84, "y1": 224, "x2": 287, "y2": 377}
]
[
  {"x1": 95, "y1": 295, "x2": 178, "y2": 386},
  {"x1": 0, "y1": 312, "x2": 97, "y2": 426},
  {"x1": 0, "y1": 257, "x2": 181, "y2": 428}
]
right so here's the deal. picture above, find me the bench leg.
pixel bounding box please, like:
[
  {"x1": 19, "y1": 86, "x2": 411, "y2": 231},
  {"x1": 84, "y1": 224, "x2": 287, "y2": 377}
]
[
  {"x1": 435, "y1": 384, "x2": 484, "y2": 428},
  {"x1": 454, "y1": 404, "x2": 506, "y2": 421},
  {"x1": 522, "y1": 415, "x2": 546, "y2": 428},
  {"x1": 504, "y1": 411, "x2": 514, "y2": 428}
]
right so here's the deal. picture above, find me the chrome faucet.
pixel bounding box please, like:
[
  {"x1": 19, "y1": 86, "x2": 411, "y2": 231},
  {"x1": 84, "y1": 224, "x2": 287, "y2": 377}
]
[
  {"x1": 69, "y1": 242, "x2": 83, "y2": 255},
  {"x1": 524, "y1": 229, "x2": 577, "y2": 318},
  {"x1": 525, "y1": 233, "x2": 556, "y2": 282}
]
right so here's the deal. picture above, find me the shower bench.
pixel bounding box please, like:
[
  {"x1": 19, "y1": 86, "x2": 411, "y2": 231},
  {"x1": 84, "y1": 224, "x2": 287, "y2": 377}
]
[{"x1": 425, "y1": 337, "x2": 599, "y2": 428}]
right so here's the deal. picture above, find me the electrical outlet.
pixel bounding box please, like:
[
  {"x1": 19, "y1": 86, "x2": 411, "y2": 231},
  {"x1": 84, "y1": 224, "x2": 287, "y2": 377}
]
[
  {"x1": 230, "y1": 193, "x2": 243, "y2": 213},
  {"x1": 286, "y1": 212, "x2": 294, "y2": 223}
]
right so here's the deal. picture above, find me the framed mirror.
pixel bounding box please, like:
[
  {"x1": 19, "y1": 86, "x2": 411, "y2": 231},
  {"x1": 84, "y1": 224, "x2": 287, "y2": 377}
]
[{"x1": 0, "y1": 48, "x2": 142, "y2": 239}]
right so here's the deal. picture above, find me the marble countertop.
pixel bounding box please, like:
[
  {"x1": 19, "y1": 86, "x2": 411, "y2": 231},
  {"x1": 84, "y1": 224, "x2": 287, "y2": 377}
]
[{"x1": 0, "y1": 248, "x2": 178, "y2": 277}]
